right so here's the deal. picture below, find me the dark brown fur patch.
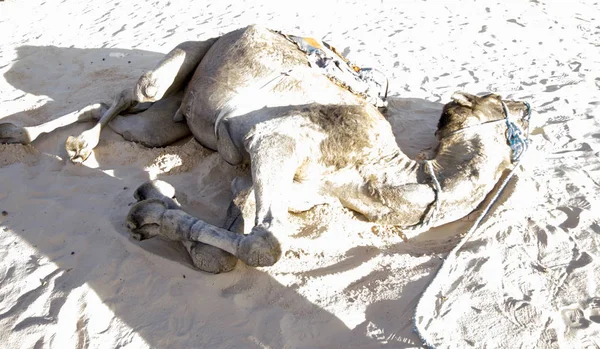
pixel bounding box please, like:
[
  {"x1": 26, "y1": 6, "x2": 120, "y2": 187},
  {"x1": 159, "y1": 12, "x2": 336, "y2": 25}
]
[
  {"x1": 436, "y1": 93, "x2": 504, "y2": 137},
  {"x1": 303, "y1": 104, "x2": 376, "y2": 169}
]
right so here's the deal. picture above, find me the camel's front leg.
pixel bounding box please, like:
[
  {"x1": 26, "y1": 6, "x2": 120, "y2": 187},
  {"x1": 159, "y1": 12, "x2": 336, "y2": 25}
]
[
  {"x1": 127, "y1": 196, "x2": 281, "y2": 268},
  {"x1": 233, "y1": 129, "x2": 310, "y2": 267},
  {"x1": 126, "y1": 128, "x2": 303, "y2": 268},
  {"x1": 130, "y1": 180, "x2": 239, "y2": 273},
  {"x1": 127, "y1": 127, "x2": 302, "y2": 269}
]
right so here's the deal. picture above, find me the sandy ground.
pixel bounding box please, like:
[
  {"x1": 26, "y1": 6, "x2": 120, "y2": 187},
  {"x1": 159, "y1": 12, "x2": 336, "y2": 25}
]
[{"x1": 0, "y1": 0, "x2": 599, "y2": 348}]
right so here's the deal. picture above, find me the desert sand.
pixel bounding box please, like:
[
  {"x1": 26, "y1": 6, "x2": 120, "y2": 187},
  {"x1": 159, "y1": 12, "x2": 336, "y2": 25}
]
[{"x1": 0, "y1": 0, "x2": 599, "y2": 348}]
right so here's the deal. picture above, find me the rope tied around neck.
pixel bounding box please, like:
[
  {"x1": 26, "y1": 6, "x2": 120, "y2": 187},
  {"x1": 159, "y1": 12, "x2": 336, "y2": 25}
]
[{"x1": 502, "y1": 100, "x2": 531, "y2": 162}]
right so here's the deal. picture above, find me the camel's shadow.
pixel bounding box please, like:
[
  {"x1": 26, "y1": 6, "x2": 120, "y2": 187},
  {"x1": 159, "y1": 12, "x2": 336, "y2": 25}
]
[{"x1": 0, "y1": 44, "x2": 451, "y2": 348}]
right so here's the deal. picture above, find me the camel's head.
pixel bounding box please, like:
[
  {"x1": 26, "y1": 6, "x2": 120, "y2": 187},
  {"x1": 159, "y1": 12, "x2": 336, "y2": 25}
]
[{"x1": 435, "y1": 92, "x2": 531, "y2": 141}]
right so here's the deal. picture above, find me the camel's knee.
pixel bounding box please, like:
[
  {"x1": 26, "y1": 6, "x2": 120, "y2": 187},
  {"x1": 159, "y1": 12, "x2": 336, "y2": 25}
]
[
  {"x1": 133, "y1": 38, "x2": 218, "y2": 104},
  {"x1": 237, "y1": 225, "x2": 282, "y2": 267},
  {"x1": 134, "y1": 72, "x2": 161, "y2": 103}
]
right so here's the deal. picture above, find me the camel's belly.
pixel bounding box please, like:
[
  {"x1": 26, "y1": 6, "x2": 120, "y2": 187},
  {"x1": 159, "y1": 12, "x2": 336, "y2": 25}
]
[{"x1": 181, "y1": 25, "x2": 362, "y2": 150}]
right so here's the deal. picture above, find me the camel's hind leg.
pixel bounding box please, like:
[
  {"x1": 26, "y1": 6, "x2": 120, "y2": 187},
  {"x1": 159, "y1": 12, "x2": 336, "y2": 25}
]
[
  {"x1": 62, "y1": 38, "x2": 218, "y2": 162},
  {"x1": 132, "y1": 180, "x2": 239, "y2": 274},
  {"x1": 0, "y1": 103, "x2": 108, "y2": 145}
]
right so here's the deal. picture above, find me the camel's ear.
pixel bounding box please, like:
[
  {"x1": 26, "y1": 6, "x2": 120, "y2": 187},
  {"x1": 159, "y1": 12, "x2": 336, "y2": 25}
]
[{"x1": 451, "y1": 92, "x2": 474, "y2": 108}]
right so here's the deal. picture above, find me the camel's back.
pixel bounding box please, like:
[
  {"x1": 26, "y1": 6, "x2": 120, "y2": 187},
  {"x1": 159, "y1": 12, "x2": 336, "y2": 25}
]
[{"x1": 181, "y1": 25, "x2": 364, "y2": 149}]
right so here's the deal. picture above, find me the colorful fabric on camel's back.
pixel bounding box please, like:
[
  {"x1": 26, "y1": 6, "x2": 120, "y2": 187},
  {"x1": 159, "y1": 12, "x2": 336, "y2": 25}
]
[{"x1": 278, "y1": 32, "x2": 388, "y2": 108}]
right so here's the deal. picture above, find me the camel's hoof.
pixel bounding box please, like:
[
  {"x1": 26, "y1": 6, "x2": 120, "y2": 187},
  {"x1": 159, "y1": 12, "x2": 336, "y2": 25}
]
[
  {"x1": 0, "y1": 123, "x2": 31, "y2": 144},
  {"x1": 126, "y1": 199, "x2": 168, "y2": 241},
  {"x1": 65, "y1": 135, "x2": 92, "y2": 163},
  {"x1": 238, "y1": 225, "x2": 282, "y2": 267},
  {"x1": 189, "y1": 243, "x2": 238, "y2": 274},
  {"x1": 134, "y1": 180, "x2": 176, "y2": 201}
]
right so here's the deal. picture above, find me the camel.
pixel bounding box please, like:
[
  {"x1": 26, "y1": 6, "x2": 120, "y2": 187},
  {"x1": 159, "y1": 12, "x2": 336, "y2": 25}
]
[{"x1": 0, "y1": 25, "x2": 531, "y2": 273}]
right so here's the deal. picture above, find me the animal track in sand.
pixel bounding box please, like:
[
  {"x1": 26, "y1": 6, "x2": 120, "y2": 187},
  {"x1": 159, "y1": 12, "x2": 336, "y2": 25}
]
[
  {"x1": 561, "y1": 297, "x2": 600, "y2": 331},
  {"x1": 561, "y1": 307, "x2": 589, "y2": 329}
]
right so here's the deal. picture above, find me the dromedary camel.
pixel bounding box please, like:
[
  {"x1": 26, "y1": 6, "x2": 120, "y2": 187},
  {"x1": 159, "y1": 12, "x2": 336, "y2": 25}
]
[{"x1": 0, "y1": 25, "x2": 531, "y2": 273}]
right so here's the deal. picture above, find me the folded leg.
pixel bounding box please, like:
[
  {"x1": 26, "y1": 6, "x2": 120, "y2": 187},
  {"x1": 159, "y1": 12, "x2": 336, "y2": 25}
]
[
  {"x1": 127, "y1": 196, "x2": 281, "y2": 268},
  {"x1": 132, "y1": 180, "x2": 238, "y2": 273}
]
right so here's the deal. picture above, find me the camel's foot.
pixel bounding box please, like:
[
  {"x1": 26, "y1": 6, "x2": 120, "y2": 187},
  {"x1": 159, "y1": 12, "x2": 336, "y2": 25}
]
[
  {"x1": 134, "y1": 180, "x2": 176, "y2": 201},
  {"x1": 126, "y1": 199, "x2": 170, "y2": 241},
  {"x1": 129, "y1": 180, "x2": 179, "y2": 240},
  {"x1": 0, "y1": 123, "x2": 31, "y2": 144},
  {"x1": 66, "y1": 125, "x2": 101, "y2": 163},
  {"x1": 65, "y1": 135, "x2": 92, "y2": 163},
  {"x1": 127, "y1": 195, "x2": 198, "y2": 242},
  {"x1": 127, "y1": 196, "x2": 281, "y2": 269},
  {"x1": 237, "y1": 225, "x2": 282, "y2": 267},
  {"x1": 127, "y1": 180, "x2": 184, "y2": 241}
]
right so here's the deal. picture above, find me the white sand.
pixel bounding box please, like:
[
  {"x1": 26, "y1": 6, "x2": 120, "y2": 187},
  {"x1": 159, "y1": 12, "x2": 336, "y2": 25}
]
[{"x1": 1, "y1": 0, "x2": 599, "y2": 348}]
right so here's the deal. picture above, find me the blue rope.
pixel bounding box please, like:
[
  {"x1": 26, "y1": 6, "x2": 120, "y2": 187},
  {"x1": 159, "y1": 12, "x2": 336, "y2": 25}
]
[
  {"x1": 502, "y1": 100, "x2": 530, "y2": 162},
  {"x1": 506, "y1": 120, "x2": 527, "y2": 162}
]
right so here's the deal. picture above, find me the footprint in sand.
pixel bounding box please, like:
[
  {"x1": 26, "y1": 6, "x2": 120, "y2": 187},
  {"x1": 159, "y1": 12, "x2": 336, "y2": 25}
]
[
  {"x1": 561, "y1": 298, "x2": 600, "y2": 329},
  {"x1": 561, "y1": 307, "x2": 589, "y2": 329}
]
